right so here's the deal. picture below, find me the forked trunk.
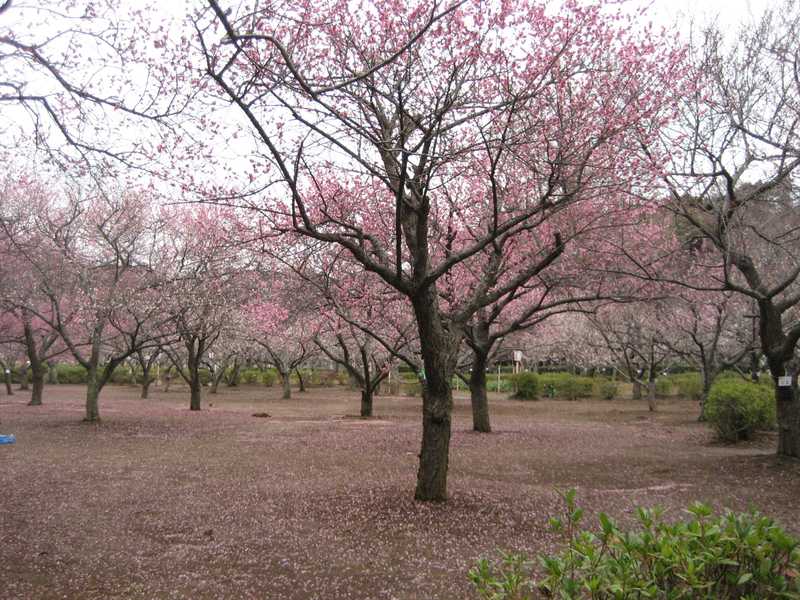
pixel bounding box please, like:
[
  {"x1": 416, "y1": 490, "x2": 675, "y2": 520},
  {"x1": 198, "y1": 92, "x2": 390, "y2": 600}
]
[
  {"x1": 296, "y1": 368, "x2": 306, "y2": 393},
  {"x1": 469, "y1": 351, "x2": 491, "y2": 433}
]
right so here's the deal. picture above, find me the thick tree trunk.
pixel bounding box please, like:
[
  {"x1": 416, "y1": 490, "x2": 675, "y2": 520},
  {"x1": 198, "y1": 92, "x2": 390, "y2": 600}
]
[
  {"x1": 296, "y1": 368, "x2": 306, "y2": 393},
  {"x1": 141, "y1": 378, "x2": 152, "y2": 399},
  {"x1": 412, "y1": 290, "x2": 460, "y2": 502},
  {"x1": 360, "y1": 388, "x2": 373, "y2": 418},
  {"x1": 188, "y1": 361, "x2": 202, "y2": 411},
  {"x1": 772, "y1": 366, "x2": 800, "y2": 458},
  {"x1": 469, "y1": 351, "x2": 491, "y2": 433},
  {"x1": 280, "y1": 371, "x2": 291, "y2": 400},
  {"x1": 28, "y1": 364, "x2": 46, "y2": 406},
  {"x1": 85, "y1": 367, "x2": 101, "y2": 422},
  {"x1": 776, "y1": 386, "x2": 800, "y2": 457},
  {"x1": 632, "y1": 380, "x2": 642, "y2": 400}
]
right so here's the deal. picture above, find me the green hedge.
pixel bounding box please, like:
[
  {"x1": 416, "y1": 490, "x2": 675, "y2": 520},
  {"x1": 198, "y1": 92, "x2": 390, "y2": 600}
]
[
  {"x1": 706, "y1": 378, "x2": 776, "y2": 442},
  {"x1": 512, "y1": 372, "x2": 539, "y2": 400},
  {"x1": 537, "y1": 372, "x2": 594, "y2": 400},
  {"x1": 470, "y1": 491, "x2": 800, "y2": 599}
]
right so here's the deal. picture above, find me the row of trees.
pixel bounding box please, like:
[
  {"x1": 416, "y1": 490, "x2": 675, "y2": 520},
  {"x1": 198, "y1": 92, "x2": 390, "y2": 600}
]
[{"x1": 1, "y1": 0, "x2": 799, "y2": 501}]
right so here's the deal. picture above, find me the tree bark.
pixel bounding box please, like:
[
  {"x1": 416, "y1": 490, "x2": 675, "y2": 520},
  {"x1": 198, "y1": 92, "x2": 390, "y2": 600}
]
[
  {"x1": 47, "y1": 361, "x2": 59, "y2": 384},
  {"x1": 85, "y1": 367, "x2": 101, "y2": 422},
  {"x1": 412, "y1": 289, "x2": 460, "y2": 502},
  {"x1": 360, "y1": 388, "x2": 373, "y2": 418},
  {"x1": 469, "y1": 351, "x2": 491, "y2": 433},
  {"x1": 296, "y1": 368, "x2": 306, "y2": 392},
  {"x1": 18, "y1": 363, "x2": 29, "y2": 390},
  {"x1": 698, "y1": 366, "x2": 712, "y2": 422},
  {"x1": 647, "y1": 381, "x2": 657, "y2": 412},
  {"x1": 280, "y1": 370, "x2": 291, "y2": 400},
  {"x1": 141, "y1": 378, "x2": 152, "y2": 399},
  {"x1": 632, "y1": 380, "x2": 642, "y2": 400},
  {"x1": 776, "y1": 385, "x2": 800, "y2": 457},
  {"x1": 28, "y1": 364, "x2": 46, "y2": 406}
]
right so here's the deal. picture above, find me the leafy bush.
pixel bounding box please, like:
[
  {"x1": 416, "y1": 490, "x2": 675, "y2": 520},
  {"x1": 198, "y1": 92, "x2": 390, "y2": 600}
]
[
  {"x1": 470, "y1": 490, "x2": 800, "y2": 599},
  {"x1": 670, "y1": 372, "x2": 704, "y2": 400},
  {"x1": 595, "y1": 380, "x2": 618, "y2": 400},
  {"x1": 262, "y1": 368, "x2": 277, "y2": 387},
  {"x1": 512, "y1": 372, "x2": 539, "y2": 400},
  {"x1": 538, "y1": 373, "x2": 593, "y2": 400},
  {"x1": 239, "y1": 368, "x2": 263, "y2": 384},
  {"x1": 706, "y1": 378, "x2": 776, "y2": 442},
  {"x1": 655, "y1": 377, "x2": 673, "y2": 397},
  {"x1": 55, "y1": 364, "x2": 88, "y2": 384}
]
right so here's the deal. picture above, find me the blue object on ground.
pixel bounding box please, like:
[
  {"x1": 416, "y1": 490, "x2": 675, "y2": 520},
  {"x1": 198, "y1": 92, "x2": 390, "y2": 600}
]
[{"x1": 0, "y1": 434, "x2": 15, "y2": 444}]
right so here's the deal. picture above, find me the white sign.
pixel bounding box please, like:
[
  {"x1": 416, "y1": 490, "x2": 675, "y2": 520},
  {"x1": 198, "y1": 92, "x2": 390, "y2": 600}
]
[
  {"x1": 513, "y1": 350, "x2": 523, "y2": 363},
  {"x1": 778, "y1": 376, "x2": 793, "y2": 387}
]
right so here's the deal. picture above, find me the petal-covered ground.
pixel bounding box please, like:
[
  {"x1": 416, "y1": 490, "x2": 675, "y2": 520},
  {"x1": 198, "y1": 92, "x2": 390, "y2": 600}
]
[{"x1": 1, "y1": 384, "x2": 798, "y2": 599}]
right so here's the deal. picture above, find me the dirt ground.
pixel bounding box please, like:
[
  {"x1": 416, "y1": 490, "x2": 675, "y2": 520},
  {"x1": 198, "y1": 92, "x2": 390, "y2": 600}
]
[{"x1": 1, "y1": 383, "x2": 798, "y2": 600}]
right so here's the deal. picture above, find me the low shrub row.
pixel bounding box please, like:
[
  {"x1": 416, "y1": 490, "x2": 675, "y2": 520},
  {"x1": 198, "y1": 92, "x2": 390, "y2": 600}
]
[{"x1": 512, "y1": 372, "x2": 618, "y2": 401}]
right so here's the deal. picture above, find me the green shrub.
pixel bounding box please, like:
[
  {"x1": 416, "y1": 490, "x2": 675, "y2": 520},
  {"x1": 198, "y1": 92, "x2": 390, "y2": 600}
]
[
  {"x1": 262, "y1": 368, "x2": 277, "y2": 386},
  {"x1": 239, "y1": 368, "x2": 263, "y2": 384},
  {"x1": 538, "y1": 372, "x2": 593, "y2": 400},
  {"x1": 670, "y1": 372, "x2": 704, "y2": 400},
  {"x1": 56, "y1": 364, "x2": 88, "y2": 384},
  {"x1": 706, "y1": 378, "x2": 776, "y2": 442},
  {"x1": 595, "y1": 380, "x2": 618, "y2": 400},
  {"x1": 470, "y1": 490, "x2": 800, "y2": 600},
  {"x1": 512, "y1": 372, "x2": 539, "y2": 400},
  {"x1": 655, "y1": 377, "x2": 673, "y2": 397}
]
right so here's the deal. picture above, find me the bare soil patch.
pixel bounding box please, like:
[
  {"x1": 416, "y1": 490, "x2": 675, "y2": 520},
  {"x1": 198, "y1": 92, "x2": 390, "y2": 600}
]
[{"x1": 1, "y1": 384, "x2": 798, "y2": 599}]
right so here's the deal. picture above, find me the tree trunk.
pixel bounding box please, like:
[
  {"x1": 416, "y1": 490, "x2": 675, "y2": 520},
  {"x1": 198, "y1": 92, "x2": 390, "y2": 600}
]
[
  {"x1": 647, "y1": 381, "x2": 657, "y2": 411},
  {"x1": 188, "y1": 363, "x2": 202, "y2": 411},
  {"x1": 776, "y1": 386, "x2": 800, "y2": 457},
  {"x1": 3, "y1": 368, "x2": 13, "y2": 395},
  {"x1": 632, "y1": 380, "x2": 642, "y2": 400},
  {"x1": 360, "y1": 388, "x2": 373, "y2": 418},
  {"x1": 772, "y1": 367, "x2": 800, "y2": 458},
  {"x1": 227, "y1": 361, "x2": 241, "y2": 387},
  {"x1": 280, "y1": 371, "x2": 291, "y2": 400},
  {"x1": 85, "y1": 367, "x2": 101, "y2": 422},
  {"x1": 141, "y1": 378, "x2": 152, "y2": 399},
  {"x1": 28, "y1": 364, "x2": 46, "y2": 406},
  {"x1": 296, "y1": 368, "x2": 306, "y2": 392},
  {"x1": 18, "y1": 363, "x2": 29, "y2": 390},
  {"x1": 412, "y1": 289, "x2": 460, "y2": 502},
  {"x1": 47, "y1": 361, "x2": 59, "y2": 384},
  {"x1": 698, "y1": 367, "x2": 712, "y2": 422},
  {"x1": 469, "y1": 351, "x2": 491, "y2": 433}
]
